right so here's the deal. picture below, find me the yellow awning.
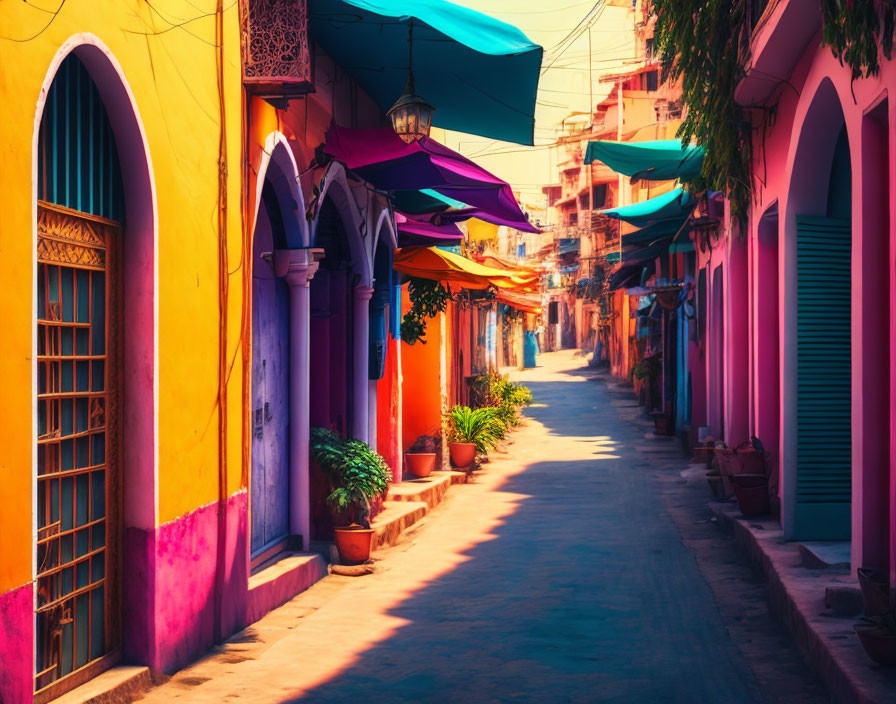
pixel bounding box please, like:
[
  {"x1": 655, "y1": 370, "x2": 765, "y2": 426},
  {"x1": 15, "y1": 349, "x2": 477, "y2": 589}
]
[{"x1": 466, "y1": 218, "x2": 500, "y2": 242}]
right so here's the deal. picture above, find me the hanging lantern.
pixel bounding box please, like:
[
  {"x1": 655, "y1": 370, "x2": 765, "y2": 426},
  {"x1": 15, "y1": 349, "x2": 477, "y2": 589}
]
[{"x1": 388, "y1": 20, "x2": 434, "y2": 144}]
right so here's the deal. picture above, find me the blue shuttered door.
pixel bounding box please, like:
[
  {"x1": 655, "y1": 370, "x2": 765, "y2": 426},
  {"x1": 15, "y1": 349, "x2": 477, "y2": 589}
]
[{"x1": 794, "y1": 216, "x2": 851, "y2": 539}]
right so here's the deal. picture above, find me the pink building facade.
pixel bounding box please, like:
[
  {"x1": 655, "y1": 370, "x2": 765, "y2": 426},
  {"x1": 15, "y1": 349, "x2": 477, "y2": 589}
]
[{"x1": 697, "y1": 0, "x2": 896, "y2": 580}]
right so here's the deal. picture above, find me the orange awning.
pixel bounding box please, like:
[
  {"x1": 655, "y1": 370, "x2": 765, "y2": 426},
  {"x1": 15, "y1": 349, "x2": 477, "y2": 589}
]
[
  {"x1": 394, "y1": 246, "x2": 524, "y2": 290},
  {"x1": 496, "y1": 289, "x2": 543, "y2": 314}
]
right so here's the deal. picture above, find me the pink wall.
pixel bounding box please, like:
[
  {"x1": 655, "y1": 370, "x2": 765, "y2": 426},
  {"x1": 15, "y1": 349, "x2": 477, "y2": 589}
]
[
  {"x1": 744, "y1": 17, "x2": 896, "y2": 568},
  {"x1": 0, "y1": 584, "x2": 32, "y2": 704},
  {"x1": 123, "y1": 490, "x2": 248, "y2": 673}
]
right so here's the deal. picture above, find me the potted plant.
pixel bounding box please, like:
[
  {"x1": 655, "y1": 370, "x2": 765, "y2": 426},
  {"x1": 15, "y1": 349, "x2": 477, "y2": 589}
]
[
  {"x1": 858, "y1": 568, "x2": 891, "y2": 618},
  {"x1": 310, "y1": 428, "x2": 391, "y2": 565},
  {"x1": 447, "y1": 405, "x2": 503, "y2": 470},
  {"x1": 855, "y1": 611, "x2": 896, "y2": 666},
  {"x1": 730, "y1": 473, "x2": 770, "y2": 517}
]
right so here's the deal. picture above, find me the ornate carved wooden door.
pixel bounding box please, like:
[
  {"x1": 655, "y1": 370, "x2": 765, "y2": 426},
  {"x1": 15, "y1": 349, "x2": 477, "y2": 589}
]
[{"x1": 34, "y1": 202, "x2": 121, "y2": 701}]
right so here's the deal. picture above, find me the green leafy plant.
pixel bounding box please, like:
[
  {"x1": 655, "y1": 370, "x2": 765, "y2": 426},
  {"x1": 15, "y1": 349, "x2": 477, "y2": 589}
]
[
  {"x1": 821, "y1": 1, "x2": 896, "y2": 80},
  {"x1": 632, "y1": 353, "x2": 662, "y2": 381},
  {"x1": 310, "y1": 427, "x2": 391, "y2": 528},
  {"x1": 447, "y1": 405, "x2": 504, "y2": 454},
  {"x1": 401, "y1": 277, "x2": 453, "y2": 345},
  {"x1": 468, "y1": 373, "x2": 533, "y2": 430},
  {"x1": 652, "y1": 0, "x2": 750, "y2": 225},
  {"x1": 652, "y1": 0, "x2": 896, "y2": 228}
]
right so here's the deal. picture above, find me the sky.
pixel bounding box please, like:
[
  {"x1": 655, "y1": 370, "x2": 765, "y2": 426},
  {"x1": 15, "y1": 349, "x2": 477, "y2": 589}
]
[{"x1": 437, "y1": 0, "x2": 639, "y2": 213}]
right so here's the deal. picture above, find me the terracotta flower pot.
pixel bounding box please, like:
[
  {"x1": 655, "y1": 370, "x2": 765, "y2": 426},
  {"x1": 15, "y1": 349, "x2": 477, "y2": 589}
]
[
  {"x1": 858, "y1": 568, "x2": 892, "y2": 618},
  {"x1": 449, "y1": 442, "x2": 477, "y2": 469},
  {"x1": 730, "y1": 473, "x2": 770, "y2": 517},
  {"x1": 406, "y1": 453, "x2": 436, "y2": 478},
  {"x1": 333, "y1": 524, "x2": 374, "y2": 565},
  {"x1": 854, "y1": 624, "x2": 896, "y2": 666}
]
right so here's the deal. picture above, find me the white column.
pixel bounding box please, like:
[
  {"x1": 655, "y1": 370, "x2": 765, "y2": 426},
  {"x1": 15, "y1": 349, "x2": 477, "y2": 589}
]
[
  {"x1": 352, "y1": 286, "x2": 374, "y2": 443},
  {"x1": 275, "y1": 249, "x2": 320, "y2": 550}
]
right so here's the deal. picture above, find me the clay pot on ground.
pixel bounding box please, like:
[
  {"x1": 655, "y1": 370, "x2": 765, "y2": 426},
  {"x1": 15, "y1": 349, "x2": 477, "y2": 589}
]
[
  {"x1": 730, "y1": 473, "x2": 770, "y2": 517},
  {"x1": 716, "y1": 443, "x2": 766, "y2": 477},
  {"x1": 406, "y1": 453, "x2": 436, "y2": 478},
  {"x1": 858, "y1": 568, "x2": 892, "y2": 618},
  {"x1": 334, "y1": 524, "x2": 374, "y2": 565},
  {"x1": 449, "y1": 442, "x2": 477, "y2": 469},
  {"x1": 854, "y1": 624, "x2": 896, "y2": 666}
]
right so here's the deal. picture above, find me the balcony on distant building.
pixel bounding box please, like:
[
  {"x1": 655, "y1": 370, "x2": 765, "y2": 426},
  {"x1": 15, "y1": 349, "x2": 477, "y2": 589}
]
[{"x1": 239, "y1": 0, "x2": 314, "y2": 100}]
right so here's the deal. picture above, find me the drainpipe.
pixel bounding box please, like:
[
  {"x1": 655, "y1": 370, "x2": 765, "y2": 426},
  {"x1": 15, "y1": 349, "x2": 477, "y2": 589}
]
[{"x1": 274, "y1": 248, "x2": 323, "y2": 549}]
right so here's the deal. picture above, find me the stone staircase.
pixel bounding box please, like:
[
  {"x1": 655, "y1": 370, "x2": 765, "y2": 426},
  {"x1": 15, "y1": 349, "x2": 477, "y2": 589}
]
[{"x1": 372, "y1": 470, "x2": 466, "y2": 549}]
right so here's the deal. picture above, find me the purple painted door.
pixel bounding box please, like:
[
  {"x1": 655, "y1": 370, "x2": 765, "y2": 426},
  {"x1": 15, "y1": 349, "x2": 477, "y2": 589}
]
[{"x1": 251, "y1": 212, "x2": 290, "y2": 558}]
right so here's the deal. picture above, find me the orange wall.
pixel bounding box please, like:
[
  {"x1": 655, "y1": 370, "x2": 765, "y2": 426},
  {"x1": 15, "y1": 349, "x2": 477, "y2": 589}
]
[{"x1": 401, "y1": 291, "x2": 443, "y2": 450}]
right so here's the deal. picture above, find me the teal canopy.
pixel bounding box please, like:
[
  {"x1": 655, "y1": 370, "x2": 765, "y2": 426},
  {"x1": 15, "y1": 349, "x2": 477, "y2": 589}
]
[
  {"x1": 421, "y1": 188, "x2": 468, "y2": 210},
  {"x1": 309, "y1": 0, "x2": 543, "y2": 145},
  {"x1": 601, "y1": 188, "x2": 696, "y2": 228},
  {"x1": 622, "y1": 218, "x2": 690, "y2": 247},
  {"x1": 585, "y1": 140, "x2": 704, "y2": 183}
]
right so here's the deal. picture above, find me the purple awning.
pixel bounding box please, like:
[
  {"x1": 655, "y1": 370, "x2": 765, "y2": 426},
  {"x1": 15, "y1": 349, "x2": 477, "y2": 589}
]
[
  {"x1": 395, "y1": 212, "x2": 464, "y2": 247},
  {"x1": 324, "y1": 125, "x2": 539, "y2": 233}
]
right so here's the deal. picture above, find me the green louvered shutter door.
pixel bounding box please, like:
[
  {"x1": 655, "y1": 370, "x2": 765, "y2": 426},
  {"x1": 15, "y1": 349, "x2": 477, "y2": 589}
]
[{"x1": 793, "y1": 215, "x2": 851, "y2": 540}]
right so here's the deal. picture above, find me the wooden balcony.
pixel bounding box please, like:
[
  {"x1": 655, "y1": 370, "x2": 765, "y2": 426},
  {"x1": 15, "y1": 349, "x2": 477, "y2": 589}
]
[{"x1": 239, "y1": 0, "x2": 313, "y2": 99}]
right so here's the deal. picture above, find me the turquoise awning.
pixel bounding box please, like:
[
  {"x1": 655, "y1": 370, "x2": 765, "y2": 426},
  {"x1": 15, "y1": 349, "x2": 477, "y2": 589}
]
[
  {"x1": 622, "y1": 219, "x2": 689, "y2": 247},
  {"x1": 584, "y1": 140, "x2": 705, "y2": 182},
  {"x1": 601, "y1": 188, "x2": 696, "y2": 228},
  {"x1": 309, "y1": 0, "x2": 543, "y2": 145}
]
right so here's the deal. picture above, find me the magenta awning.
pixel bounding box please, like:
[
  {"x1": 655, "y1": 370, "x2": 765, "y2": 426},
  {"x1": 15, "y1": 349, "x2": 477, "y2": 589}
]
[
  {"x1": 396, "y1": 212, "x2": 464, "y2": 247},
  {"x1": 324, "y1": 125, "x2": 539, "y2": 233}
]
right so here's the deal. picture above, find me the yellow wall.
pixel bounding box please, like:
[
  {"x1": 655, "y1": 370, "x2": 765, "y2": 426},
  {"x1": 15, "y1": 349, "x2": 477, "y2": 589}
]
[{"x1": 0, "y1": 1, "x2": 246, "y2": 592}]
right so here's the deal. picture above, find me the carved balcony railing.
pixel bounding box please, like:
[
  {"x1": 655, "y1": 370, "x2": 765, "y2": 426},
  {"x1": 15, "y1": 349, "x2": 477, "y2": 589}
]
[{"x1": 239, "y1": 0, "x2": 313, "y2": 99}]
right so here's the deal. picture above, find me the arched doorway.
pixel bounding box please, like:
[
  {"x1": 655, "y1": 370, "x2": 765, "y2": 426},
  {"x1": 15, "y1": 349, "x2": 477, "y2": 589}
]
[
  {"x1": 783, "y1": 79, "x2": 852, "y2": 540},
  {"x1": 33, "y1": 44, "x2": 156, "y2": 701},
  {"x1": 310, "y1": 197, "x2": 356, "y2": 437},
  {"x1": 250, "y1": 180, "x2": 291, "y2": 562}
]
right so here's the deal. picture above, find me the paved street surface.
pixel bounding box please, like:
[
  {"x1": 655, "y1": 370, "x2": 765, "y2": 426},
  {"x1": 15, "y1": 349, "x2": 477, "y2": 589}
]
[{"x1": 139, "y1": 351, "x2": 827, "y2": 704}]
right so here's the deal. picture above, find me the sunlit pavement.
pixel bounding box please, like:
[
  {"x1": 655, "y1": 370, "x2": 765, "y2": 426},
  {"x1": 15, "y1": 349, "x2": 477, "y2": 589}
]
[{"x1": 138, "y1": 351, "x2": 824, "y2": 704}]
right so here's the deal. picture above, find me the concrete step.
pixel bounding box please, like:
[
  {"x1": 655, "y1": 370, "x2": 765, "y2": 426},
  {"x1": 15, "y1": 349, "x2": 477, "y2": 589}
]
[
  {"x1": 371, "y1": 500, "x2": 428, "y2": 549},
  {"x1": 247, "y1": 553, "x2": 328, "y2": 624},
  {"x1": 389, "y1": 470, "x2": 466, "y2": 509},
  {"x1": 49, "y1": 665, "x2": 152, "y2": 704}
]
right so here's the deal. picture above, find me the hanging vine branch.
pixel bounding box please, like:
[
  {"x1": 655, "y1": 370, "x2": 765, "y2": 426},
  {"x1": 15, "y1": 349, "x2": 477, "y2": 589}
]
[
  {"x1": 821, "y1": 0, "x2": 895, "y2": 79},
  {"x1": 651, "y1": 0, "x2": 751, "y2": 225},
  {"x1": 651, "y1": 0, "x2": 896, "y2": 226},
  {"x1": 400, "y1": 277, "x2": 453, "y2": 345}
]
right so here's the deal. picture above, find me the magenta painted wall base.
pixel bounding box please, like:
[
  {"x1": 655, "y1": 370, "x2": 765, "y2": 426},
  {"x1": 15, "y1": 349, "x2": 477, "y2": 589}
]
[
  {"x1": 124, "y1": 490, "x2": 249, "y2": 674},
  {"x1": 0, "y1": 583, "x2": 33, "y2": 704}
]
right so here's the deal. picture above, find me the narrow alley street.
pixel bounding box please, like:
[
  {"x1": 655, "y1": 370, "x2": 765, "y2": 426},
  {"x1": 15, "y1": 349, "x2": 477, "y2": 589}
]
[{"x1": 138, "y1": 351, "x2": 825, "y2": 704}]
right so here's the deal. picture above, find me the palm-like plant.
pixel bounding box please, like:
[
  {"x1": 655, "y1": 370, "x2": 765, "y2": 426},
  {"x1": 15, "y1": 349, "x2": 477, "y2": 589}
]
[{"x1": 448, "y1": 405, "x2": 504, "y2": 454}]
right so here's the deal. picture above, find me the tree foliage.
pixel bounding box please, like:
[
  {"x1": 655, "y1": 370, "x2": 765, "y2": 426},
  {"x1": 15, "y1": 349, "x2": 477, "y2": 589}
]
[
  {"x1": 400, "y1": 277, "x2": 453, "y2": 345},
  {"x1": 652, "y1": 0, "x2": 896, "y2": 226},
  {"x1": 821, "y1": 0, "x2": 895, "y2": 79},
  {"x1": 652, "y1": 0, "x2": 751, "y2": 225}
]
